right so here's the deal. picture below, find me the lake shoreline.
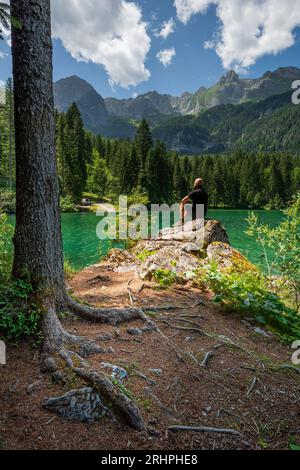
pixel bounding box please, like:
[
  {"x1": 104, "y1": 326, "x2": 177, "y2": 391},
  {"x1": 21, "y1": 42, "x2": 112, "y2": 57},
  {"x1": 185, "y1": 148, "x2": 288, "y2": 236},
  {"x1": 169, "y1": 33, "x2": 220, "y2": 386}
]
[{"x1": 7, "y1": 209, "x2": 283, "y2": 272}]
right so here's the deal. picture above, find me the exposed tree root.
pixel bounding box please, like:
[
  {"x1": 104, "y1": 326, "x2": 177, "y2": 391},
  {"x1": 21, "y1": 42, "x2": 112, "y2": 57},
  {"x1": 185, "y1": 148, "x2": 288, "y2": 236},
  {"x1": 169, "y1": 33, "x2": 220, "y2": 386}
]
[
  {"x1": 75, "y1": 369, "x2": 145, "y2": 431},
  {"x1": 67, "y1": 297, "x2": 153, "y2": 326},
  {"x1": 167, "y1": 425, "x2": 244, "y2": 437},
  {"x1": 41, "y1": 305, "x2": 145, "y2": 432}
]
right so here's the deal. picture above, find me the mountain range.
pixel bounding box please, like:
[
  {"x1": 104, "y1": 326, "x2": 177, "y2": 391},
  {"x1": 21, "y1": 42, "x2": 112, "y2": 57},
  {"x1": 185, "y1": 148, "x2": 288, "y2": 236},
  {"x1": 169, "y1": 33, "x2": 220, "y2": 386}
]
[{"x1": 53, "y1": 66, "x2": 300, "y2": 154}]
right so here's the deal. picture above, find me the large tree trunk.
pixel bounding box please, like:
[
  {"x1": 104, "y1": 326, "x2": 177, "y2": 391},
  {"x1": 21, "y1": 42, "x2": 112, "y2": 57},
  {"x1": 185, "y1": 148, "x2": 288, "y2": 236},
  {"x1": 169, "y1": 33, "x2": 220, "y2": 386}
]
[
  {"x1": 11, "y1": 0, "x2": 65, "y2": 308},
  {"x1": 9, "y1": 0, "x2": 146, "y2": 432}
]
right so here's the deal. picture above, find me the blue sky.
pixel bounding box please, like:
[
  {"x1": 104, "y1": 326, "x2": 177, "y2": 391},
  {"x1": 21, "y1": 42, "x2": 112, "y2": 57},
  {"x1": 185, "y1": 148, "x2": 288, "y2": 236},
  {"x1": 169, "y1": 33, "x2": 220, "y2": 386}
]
[{"x1": 1, "y1": 0, "x2": 300, "y2": 99}]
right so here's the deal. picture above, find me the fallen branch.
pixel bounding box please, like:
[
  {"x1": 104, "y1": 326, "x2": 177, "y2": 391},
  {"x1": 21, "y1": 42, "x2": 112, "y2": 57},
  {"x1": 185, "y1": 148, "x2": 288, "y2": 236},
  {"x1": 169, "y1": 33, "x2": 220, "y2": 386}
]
[
  {"x1": 159, "y1": 318, "x2": 204, "y2": 336},
  {"x1": 192, "y1": 299, "x2": 207, "y2": 307},
  {"x1": 167, "y1": 425, "x2": 243, "y2": 437},
  {"x1": 126, "y1": 287, "x2": 135, "y2": 306},
  {"x1": 276, "y1": 364, "x2": 300, "y2": 374},
  {"x1": 246, "y1": 377, "x2": 258, "y2": 397},
  {"x1": 144, "y1": 305, "x2": 189, "y2": 312},
  {"x1": 201, "y1": 351, "x2": 215, "y2": 368}
]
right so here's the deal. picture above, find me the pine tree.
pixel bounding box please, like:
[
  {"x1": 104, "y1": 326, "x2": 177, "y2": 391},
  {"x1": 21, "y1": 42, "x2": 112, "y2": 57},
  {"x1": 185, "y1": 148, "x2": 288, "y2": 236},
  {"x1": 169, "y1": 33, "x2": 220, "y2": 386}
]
[
  {"x1": 64, "y1": 103, "x2": 87, "y2": 201},
  {"x1": 134, "y1": 119, "x2": 153, "y2": 160},
  {"x1": 173, "y1": 155, "x2": 185, "y2": 201},
  {"x1": 86, "y1": 149, "x2": 112, "y2": 199}
]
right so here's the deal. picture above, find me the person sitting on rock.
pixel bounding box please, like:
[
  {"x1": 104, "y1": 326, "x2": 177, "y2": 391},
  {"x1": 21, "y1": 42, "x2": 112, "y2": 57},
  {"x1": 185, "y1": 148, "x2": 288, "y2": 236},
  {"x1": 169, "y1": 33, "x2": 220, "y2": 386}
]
[{"x1": 180, "y1": 178, "x2": 208, "y2": 223}]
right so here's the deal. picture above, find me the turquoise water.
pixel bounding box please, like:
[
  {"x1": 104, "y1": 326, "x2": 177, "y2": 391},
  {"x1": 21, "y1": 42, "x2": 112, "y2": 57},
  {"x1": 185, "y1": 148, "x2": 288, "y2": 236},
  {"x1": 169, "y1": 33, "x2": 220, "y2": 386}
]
[
  {"x1": 8, "y1": 210, "x2": 283, "y2": 271},
  {"x1": 209, "y1": 210, "x2": 283, "y2": 271}
]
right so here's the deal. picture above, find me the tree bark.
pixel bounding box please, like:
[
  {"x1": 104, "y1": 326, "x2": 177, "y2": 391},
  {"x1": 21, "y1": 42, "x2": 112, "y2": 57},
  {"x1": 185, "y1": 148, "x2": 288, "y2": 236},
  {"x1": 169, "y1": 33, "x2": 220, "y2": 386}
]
[
  {"x1": 11, "y1": 0, "x2": 65, "y2": 308},
  {"x1": 9, "y1": 1, "x2": 146, "y2": 431}
]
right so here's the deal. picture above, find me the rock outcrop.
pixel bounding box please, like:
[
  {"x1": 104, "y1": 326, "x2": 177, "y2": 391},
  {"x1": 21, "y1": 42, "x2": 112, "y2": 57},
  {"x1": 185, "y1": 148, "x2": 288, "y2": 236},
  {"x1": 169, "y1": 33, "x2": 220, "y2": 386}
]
[
  {"x1": 103, "y1": 219, "x2": 237, "y2": 282},
  {"x1": 207, "y1": 242, "x2": 257, "y2": 272}
]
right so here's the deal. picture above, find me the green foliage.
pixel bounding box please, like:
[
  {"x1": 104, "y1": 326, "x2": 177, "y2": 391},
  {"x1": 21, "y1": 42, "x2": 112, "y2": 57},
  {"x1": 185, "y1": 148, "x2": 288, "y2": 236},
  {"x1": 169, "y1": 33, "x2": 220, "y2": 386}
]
[
  {"x1": 86, "y1": 149, "x2": 118, "y2": 200},
  {"x1": 0, "y1": 210, "x2": 13, "y2": 279},
  {"x1": 2, "y1": 98, "x2": 299, "y2": 212},
  {"x1": 153, "y1": 91, "x2": 300, "y2": 155},
  {"x1": 247, "y1": 194, "x2": 300, "y2": 311},
  {"x1": 289, "y1": 443, "x2": 300, "y2": 451},
  {"x1": 203, "y1": 263, "x2": 300, "y2": 343},
  {"x1": 60, "y1": 195, "x2": 78, "y2": 213},
  {"x1": 0, "y1": 280, "x2": 42, "y2": 346},
  {"x1": 0, "y1": 210, "x2": 42, "y2": 346},
  {"x1": 0, "y1": 78, "x2": 15, "y2": 188},
  {"x1": 64, "y1": 259, "x2": 77, "y2": 278},
  {"x1": 0, "y1": 190, "x2": 15, "y2": 213},
  {"x1": 126, "y1": 187, "x2": 150, "y2": 207},
  {"x1": 153, "y1": 268, "x2": 178, "y2": 287},
  {"x1": 137, "y1": 249, "x2": 157, "y2": 262}
]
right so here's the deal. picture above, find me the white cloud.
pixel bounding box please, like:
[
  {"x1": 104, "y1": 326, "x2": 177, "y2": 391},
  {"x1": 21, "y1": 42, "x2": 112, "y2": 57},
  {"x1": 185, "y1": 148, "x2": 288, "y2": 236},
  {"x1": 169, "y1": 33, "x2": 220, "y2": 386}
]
[
  {"x1": 174, "y1": 0, "x2": 215, "y2": 24},
  {"x1": 174, "y1": 0, "x2": 300, "y2": 70},
  {"x1": 0, "y1": 52, "x2": 8, "y2": 59},
  {"x1": 155, "y1": 18, "x2": 176, "y2": 39},
  {"x1": 156, "y1": 47, "x2": 176, "y2": 67},
  {"x1": 204, "y1": 40, "x2": 214, "y2": 49},
  {"x1": 51, "y1": 0, "x2": 151, "y2": 88}
]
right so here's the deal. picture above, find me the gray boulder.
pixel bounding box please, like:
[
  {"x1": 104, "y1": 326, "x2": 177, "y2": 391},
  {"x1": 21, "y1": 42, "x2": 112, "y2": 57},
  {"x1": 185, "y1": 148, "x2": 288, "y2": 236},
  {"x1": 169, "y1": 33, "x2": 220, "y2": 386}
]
[{"x1": 43, "y1": 387, "x2": 108, "y2": 423}]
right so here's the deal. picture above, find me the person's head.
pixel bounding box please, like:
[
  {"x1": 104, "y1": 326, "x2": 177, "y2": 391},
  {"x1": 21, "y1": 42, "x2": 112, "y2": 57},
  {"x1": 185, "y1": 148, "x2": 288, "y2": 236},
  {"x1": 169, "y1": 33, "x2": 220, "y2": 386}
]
[{"x1": 194, "y1": 178, "x2": 203, "y2": 189}]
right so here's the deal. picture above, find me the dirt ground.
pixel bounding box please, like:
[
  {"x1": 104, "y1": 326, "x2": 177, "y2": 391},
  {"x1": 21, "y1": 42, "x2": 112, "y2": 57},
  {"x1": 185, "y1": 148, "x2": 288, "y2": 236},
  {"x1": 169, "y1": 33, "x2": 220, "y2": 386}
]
[{"x1": 0, "y1": 263, "x2": 300, "y2": 450}]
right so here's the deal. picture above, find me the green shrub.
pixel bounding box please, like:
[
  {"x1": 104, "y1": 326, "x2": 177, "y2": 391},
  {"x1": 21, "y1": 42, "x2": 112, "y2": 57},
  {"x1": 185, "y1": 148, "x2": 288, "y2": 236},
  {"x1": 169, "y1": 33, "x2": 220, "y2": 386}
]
[
  {"x1": 153, "y1": 268, "x2": 178, "y2": 287},
  {"x1": 203, "y1": 262, "x2": 300, "y2": 343},
  {"x1": 0, "y1": 210, "x2": 13, "y2": 279},
  {"x1": 60, "y1": 195, "x2": 78, "y2": 213},
  {"x1": 0, "y1": 190, "x2": 16, "y2": 213},
  {"x1": 137, "y1": 249, "x2": 157, "y2": 262},
  {"x1": 247, "y1": 193, "x2": 300, "y2": 312},
  {"x1": 0, "y1": 280, "x2": 42, "y2": 346},
  {"x1": 64, "y1": 259, "x2": 77, "y2": 278},
  {"x1": 0, "y1": 210, "x2": 42, "y2": 345}
]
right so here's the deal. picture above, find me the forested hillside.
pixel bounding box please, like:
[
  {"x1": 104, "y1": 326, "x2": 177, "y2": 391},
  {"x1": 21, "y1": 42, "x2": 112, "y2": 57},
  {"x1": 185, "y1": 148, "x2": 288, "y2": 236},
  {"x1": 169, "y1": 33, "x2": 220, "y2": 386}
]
[
  {"x1": 52, "y1": 68, "x2": 300, "y2": 153},
  {"x1": 153, "y1": 91, "x2": 300, "y2": 154},
  {"x1": 1, "y1": 89, "x2": 299, "y2": 210}
]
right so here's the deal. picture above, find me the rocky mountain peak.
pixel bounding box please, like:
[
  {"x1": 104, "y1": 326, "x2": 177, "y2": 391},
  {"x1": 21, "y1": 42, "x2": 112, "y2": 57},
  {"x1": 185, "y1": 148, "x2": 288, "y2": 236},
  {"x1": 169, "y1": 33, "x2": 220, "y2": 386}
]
[{"x1": 219, "y1": 70, "x2": 240, "y2": 86}]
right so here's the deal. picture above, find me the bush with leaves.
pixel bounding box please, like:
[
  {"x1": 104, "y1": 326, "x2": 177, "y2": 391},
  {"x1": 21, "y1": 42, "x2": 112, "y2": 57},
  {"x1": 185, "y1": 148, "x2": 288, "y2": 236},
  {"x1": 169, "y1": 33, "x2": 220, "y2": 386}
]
[
  {"x1": 0, "y1": 210, "x2": 13, "y2": 279},
  {"x1": 153, "y1": 268, "x2": 178, "y2": 287},
  {"x1": 0, "y1": 280, "x2": 43, "y2": 346},
  {"x1": 60, "y1": 195, "x2": 78, "y2": 213},
  {"x1": 246, "y1": 193, "x2": 300, "y2": 312},
  {"x1": 203, "y1": 262, "x2": 300, "y2": 343},
  {"x1": 0, "y1": 211, "x2": 42, "y2": 345},
  {"x1": 0, "y1": 190, "x2": 16, "y2": 214}
]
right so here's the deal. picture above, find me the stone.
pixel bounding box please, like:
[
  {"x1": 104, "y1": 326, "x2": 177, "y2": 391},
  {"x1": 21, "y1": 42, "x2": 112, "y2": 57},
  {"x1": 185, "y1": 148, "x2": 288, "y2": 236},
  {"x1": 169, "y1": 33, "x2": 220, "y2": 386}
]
[
  {"x1": 253, "y1": 327, "x2": 272, "y2": 338},
  {"x1": 148, "y1": 368, "x2": 163, "y2": 377},
  {"x1": 241, "y1": 320, "x2": 251, "y2": 327},
  {"x1": 43, "y1": 387, "x2": 107, "y2": 423},
  {"x1": 207, "y1": 242, "x2": 257, "y2": 272},
  {"x1": 100, "y1": 362, "x2": 128, "y2": 384},
  {"x1": 148, "y1": 426, "x2": 161, "y2": 437},
  {"x1": 102, "y1": 219, "x2": 232, "y2": 284},
  {"x1": 137, "y1": 245, "x2": 199, "y2": 281},
  {"x1": 104, "y1": 249, "x2": 136, "y2": 272},
  {"x1": 127, "y1": 327, "x2": 143, "y2": 336},
  {"x1": 148, "y1": 417, "x2": 158, "y2": 425},
  {"x1": 42, "y1": 356, "x2": 57, "y2": 373},
  {"x1": 27, "y1": 379, "x2": 42, "y2": 395},
  {"x1": 97, "y1": 333, "x2": 113, "y2": 341}
]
